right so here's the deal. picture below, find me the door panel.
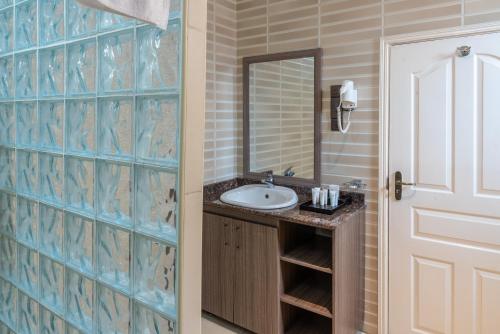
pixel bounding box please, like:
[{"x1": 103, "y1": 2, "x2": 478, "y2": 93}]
[
  {"x1": 474, "y1": 269, "x2": 500, "y2": 333},
  {"x1": 389, "y1": 32, "x2": 500, "y2": 334},
  {"x1": 233, "y1": 221, "x2": 279, "y2": 334},
  {"x1": 202, "y1": 213, "x2": 236, "y2": 322},
  {"x1": 413, "y1": 59, "x2": 453, "y2": 191},
  {"x1": 412, "y1": 256, "x2": 453, "y2": 334},
  {"x1": 475, "y1": 55, "x2": 500, "y2": 195}
]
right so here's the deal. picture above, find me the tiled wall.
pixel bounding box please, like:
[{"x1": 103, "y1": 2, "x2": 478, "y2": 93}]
[
  {"x1": 206, "y1": 0, "x2": 500, "y2": 333},
  {"x1": 205, "y1": 0, "x2": 240, "y2": 183}
]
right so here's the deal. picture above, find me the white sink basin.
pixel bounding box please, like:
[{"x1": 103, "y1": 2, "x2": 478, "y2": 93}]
[{"x1": 220, "y1": 184, "x2": 298, "y2": 210}]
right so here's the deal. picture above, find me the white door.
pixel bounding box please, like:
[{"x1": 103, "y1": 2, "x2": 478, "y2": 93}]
[{"x1": 389, "y1": 32, "x2": 500, "y2": 334}]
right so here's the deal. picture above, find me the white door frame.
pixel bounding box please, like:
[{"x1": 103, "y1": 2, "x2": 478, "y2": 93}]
[{"x1": 378, "y1": 23, "x2": 500, "y2": 334}]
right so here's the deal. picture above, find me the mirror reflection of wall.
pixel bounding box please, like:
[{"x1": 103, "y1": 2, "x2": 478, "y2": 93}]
[{"x1": 249, "y1": 57, "x2": 315, "y2": 179}]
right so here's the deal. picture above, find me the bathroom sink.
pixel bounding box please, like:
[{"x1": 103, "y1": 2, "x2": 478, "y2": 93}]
[{"x1": 220, "y1": 184, "x2": 298, "y2": 210}]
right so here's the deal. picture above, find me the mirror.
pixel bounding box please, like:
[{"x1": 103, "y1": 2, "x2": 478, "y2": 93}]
[{"x1": 243, "y1": 49, "x2": 322, "y2": 185}]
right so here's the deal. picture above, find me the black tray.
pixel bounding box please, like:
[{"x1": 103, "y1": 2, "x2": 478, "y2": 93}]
[{"x1": 299, "y1": 196, "x2": 351, "y2": 215}]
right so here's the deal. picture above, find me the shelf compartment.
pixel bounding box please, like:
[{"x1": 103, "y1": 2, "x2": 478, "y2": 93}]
[
  {"x1": 280, "y1": 234, "x2": 332, "y2": 274},
  {"x1": 281, "y1": 279, "x2": 332, "y2": 318},
  {"x1": 281, "y1": 262, "x2": 333, "y2": 319},
  {"x1": 282, "y1": 304, "x2": 331, "y2": 334}
]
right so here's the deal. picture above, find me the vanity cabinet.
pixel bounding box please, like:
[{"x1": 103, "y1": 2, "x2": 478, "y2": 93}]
[
  {"x1": 202, "y1": 200, "x2": 365, "y2": 334},
  {"x1": 202, "y1": 212, "x2": 279, "y2": 333}
]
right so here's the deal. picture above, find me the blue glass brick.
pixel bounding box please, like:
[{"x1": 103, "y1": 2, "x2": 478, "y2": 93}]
[
  {"x1": 99, "y1": 32, "x2": 134, "y2": 93},
  {"x1": 17, "y1": 292, "x2": 38, "y2": 334},
  {"x1": 39, "y1": 204, "x2": 63, "y2": 260},
  {"x1": 16, "y1": 102, "x2": 37, "y2": 147},
  {"x1": 40, "y1": 306, "x2": 64, "y2": 334},
  {"x1": 96, "y1": 222, "x2": 130, "y2": 293},
  {"x1": 169, "y1": 0, "x2": 181, "y2": 19},
  {"x1": 135, "y1": 167, "x2": 177, "y2": 242},
  {"x1": 96, "y1": 284, "x2": 130, "y2": 334},
  {"x1": 96, "y1": 161, "x2": 132, "y2": 227},
  {"x1": 0, "y1": 0, "x2": 12, "y2": 11},
  {"x1": 67, "y1": 0, "x2": 97, "y2": 39},
  {"x1": 16, "y1": 197, "x2": 37, "y2": 248},
  {"x1": 134, "y1": 235, "x2": 176, "y2": 317},
  {"x1": 0, "y1": 321, "x2": 15, "y2": 334},
  {"x1": 0, "y1": 0, "x2": 184, "y2": 329},
  {"x1": 97, "y1": 97, "x2": 133, "y2": 159},
  {"x1": 136, "y1": 96, "x2": 178, "y2": 165},
  {"x1": 66, "y1": 99, "x2": 96, "y2": 156},
  {"x1": 67, "y1": 40, "x2": 96, "y2": 96},
  {"x1": 39, "y1": 47, "x2": 65, "y2": 97},
  {"x1": 65, "y1": 269, "x2": 93, "y2": 333},
  {"x1": 65, "y1": 213, "x2": 93, "y2": 275},
  {"x1": 39, "y1": 153, "x2": 64, "y2": 205},
  {"x1": 0, "y1": 278, "x2": 17, "y2": 328},
  {"x1": 0, "y1": 192, "x2": 15, "y2": 237},
  {"x1": 0, "y1": 236, "x2": 16, "y2": 282},
  {"x1": 15, "y1": 52, "x2": 36, "y2": 98},
  {"x1": 99, "y1": 12, "x2": 133, "y2": 32},
  {"x1": 0, "y1": 103, "x2": 15, "y2": 145},
  {"x1": 39, "y1": 0, "x2": 64, "y2": 45},
  {"x1": 133, "y1": 303, "x2": 175, "y2": 334},
  {"x1": 0, "y1": 147, "x2": 15, "y2": 191},
  {"x1": 39, "y1": 101, "x2": 64, "y2": 152},
  {"x1": 39, "y1": 256, "x2": 64, "y2": 314},
  {"x1": 17, "y1": 244, "x2": 37, "y2": 297},
  {"x1": 137, "y1": 22, "x2": 180, "y2": 92},
  {"x1": 0, "y1": 9, "x2": 13, "y2": 55},
  {"x1": 65, "y1": 157, "x2": 94, "y2": 215},
  {"x1": 0, "y1": 56, "x2": 13, "y2": 99},
  {"x1": 16, "y1": 150, "x2": 37, "y2": 197},
  {"x1": 66, "y1": 324, "x2": 85, "y2": 334},
  {"x1": 15, "y1": 1, "x2": 36, "y2": 50}
]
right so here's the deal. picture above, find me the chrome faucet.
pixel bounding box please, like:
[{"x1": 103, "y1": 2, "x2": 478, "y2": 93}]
[
  {"x1": 284, "y1": 166, "x2": 295, "y2": 177},
  {"x1": 261, "y1": 171, "x2": 274, "y2": 188}
]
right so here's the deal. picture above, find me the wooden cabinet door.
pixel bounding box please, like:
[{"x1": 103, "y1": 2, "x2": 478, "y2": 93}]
[
  {"x1": 233, "y1": 221, "x2": 279, "y2": 334},
  {"x1": 202, "y1": 213, "x2": 236, "y2": 322}
]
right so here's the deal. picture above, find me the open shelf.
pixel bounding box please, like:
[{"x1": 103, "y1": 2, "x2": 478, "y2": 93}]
[
  {"x1": 281, "y1": 279, "x2": 333, "y2": 318},
  {"x1": 281, "y1": 234, "x2": 332, "y2": 274},
  {"x1": 283, "y1": 304, "x2": 332, "y2": 334},
  {"x1": 281, "y1": 262, "x2": 333, "y2": 319}
]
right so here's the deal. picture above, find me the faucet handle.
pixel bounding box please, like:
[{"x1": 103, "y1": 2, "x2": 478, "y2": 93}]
[
  {"x1": 284, "y1": 166, "x2": 295, "y2": 177},
  {"x1": 262, "y1": 170, "x2": 273, "y2": 179},
  {"x1": 260, "y1": 170, "x2": 274, "y2": 186}
]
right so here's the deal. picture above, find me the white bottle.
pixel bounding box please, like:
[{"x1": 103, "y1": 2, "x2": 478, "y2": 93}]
[
  {"x1": 319, "y1": 189, "x2": 328, "y2": 206},
  {"x1": 312, "y1": 187, "x2": 320, "y2": 205},
  {"x1": 328, "y1": 185, "x2": 340, "y2": 207}
]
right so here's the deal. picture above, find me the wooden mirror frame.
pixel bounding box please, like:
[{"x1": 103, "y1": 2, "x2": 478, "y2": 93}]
[{"x1": 242, "y1": 48, "x2": 322, "y2": 186}]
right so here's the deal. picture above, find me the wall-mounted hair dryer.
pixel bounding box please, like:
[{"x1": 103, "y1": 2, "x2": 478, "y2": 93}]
[
  {"x1": 337, "y1": 80, "x2": 357, "y2": 133},
  {"x1": 331, "y1": 80, "x2": 358, "y2": 134}
]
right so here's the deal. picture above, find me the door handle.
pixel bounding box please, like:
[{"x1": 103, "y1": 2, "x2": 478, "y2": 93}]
[{"x1": 395, "y1": 171, "x2": 416, "y2": 200}]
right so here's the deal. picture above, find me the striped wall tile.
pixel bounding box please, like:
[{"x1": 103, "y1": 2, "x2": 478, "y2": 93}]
[{"x1": 465, "y1": 0, "x2": 500, "y2": 25}]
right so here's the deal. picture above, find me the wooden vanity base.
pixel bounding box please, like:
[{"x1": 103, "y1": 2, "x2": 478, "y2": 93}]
[{"x1": 202, "y1": 205, "x2": 365, "y2": 334}]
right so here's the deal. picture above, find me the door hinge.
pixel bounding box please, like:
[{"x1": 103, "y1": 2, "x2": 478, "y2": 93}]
[{"x1": 386, "y1": 176, "x2": 389, "y2": 191}]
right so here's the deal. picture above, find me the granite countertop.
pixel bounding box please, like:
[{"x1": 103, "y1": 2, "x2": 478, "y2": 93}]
[{"x1": 203, "y1": 178, "x2": 366, "y2": 230}]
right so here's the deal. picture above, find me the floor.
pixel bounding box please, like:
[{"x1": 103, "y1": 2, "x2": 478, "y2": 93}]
[{"x1": 202, "y1": 315, "x2": 248, "y2": 334}]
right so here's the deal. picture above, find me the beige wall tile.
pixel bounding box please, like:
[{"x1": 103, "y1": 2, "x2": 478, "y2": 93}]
[
  {"x1": 181, "y1": 1, "x2": 207, "y2": 333},
  {"x1": 465, "y1": 0, "x2": 500, "y2": 25}
]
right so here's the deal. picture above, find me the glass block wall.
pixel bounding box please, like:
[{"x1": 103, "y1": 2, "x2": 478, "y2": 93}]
[{"x1": 0, "y1": 0, "x2": 183, "y2": 333}]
